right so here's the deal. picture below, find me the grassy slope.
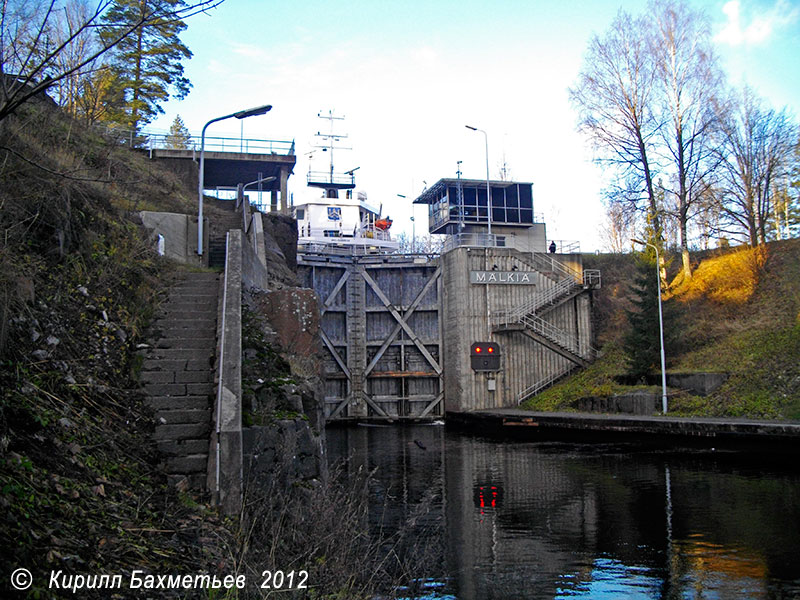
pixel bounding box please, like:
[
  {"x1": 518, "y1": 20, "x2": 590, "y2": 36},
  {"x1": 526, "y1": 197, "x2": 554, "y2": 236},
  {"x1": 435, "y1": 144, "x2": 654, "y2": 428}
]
[{"x1": 522, "y1": 240, "x2": 800, "y2": 419}]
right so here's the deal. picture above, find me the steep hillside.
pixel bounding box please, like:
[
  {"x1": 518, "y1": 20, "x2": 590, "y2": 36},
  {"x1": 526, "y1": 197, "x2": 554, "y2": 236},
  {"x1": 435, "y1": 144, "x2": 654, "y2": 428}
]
[
  {"x1": 0, "y1": 100, "x2": 234, "y2": 595},
  {"x1": 523, "y1": 240, "x2": 800, "y2": 419}
]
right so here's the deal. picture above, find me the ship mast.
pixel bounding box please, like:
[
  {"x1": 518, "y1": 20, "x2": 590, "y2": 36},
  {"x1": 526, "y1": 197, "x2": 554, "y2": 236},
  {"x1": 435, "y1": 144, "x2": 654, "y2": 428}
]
[{"x1": 308, "y1": 110, "x2": 354, "y2": 197}]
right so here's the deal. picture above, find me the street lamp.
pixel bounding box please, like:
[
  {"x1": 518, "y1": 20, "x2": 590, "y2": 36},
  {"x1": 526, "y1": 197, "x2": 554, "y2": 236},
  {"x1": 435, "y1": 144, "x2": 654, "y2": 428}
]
[
  {"x1": 465, "y1": 125, "x2": 492, "y2": 238},
  {"x1": 198, "y1": 104, "x2": 272, "y2": 256},
  {"x1": 243, "y1": 175, "x2": 276, "y2": 192},
  {"x1": 632, "y1": 238, "x2": 668, "y2": 414},
  {"x1": 242, "y1": 176, "x2": 276, "y2": 213}
]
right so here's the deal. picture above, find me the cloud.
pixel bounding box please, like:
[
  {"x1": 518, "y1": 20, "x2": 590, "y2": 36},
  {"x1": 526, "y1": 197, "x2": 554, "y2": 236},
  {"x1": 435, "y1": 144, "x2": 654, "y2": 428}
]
[{"x1": 714, "y1": 0, "x2": 799, "y2": 46}]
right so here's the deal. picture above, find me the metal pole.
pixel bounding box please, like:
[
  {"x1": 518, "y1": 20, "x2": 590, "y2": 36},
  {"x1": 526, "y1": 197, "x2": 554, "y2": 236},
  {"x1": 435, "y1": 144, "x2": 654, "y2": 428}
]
[
  {"x1": 632, "y1": 238, "x2": 668, "y2": 413},
  {"x1": 466, "y1": 126, "x2": 492, "y2": 239},
  {"x1": 197, "y1": 105, "x2": 272, "y2": 256}
]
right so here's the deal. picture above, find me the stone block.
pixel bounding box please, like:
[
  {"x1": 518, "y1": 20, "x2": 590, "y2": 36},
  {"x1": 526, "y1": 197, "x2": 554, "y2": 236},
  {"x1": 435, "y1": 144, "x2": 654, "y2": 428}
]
[
  {"x1": 153, "y1": 423, "x2": 209, "y2": 441},
  {"x1": 165, "y1": 454, "x2": 208, "y2": 474},
  {"x1": 186, "y1": 382, "x2": 214, "y2": 395},
  {"x1": 144, "y1": 383, "x2": 186, "y2": 397},
  {"x1": 185, "y1": 358, "x2": 213, "y2": 371},
  {"x1": 142, "y1": 358, "x2": 186, "y2": 372},
  {"x1": 156, "y1": 408, "x2": 211, "y2": 425},
  {"x1": 147, "y1": 395, "x2": 210, "y2": 410},
  {"x1": 157, "y1": 439, "x2": 209, "y2": 457},
  {"x1": 140, "y1": 371, "x2": 175, "y2": 384},
  {"x1": 156, "y1": 337, "x2": 216, "y2": 349},
  {"x1": 175, "y1": 370, "x2": 213, "y2": 384}
]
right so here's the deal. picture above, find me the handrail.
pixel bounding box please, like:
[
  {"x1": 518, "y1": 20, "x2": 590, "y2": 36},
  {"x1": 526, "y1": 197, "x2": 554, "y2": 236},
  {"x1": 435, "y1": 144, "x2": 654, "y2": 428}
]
[
  {"x1": 442, "y1": 232, "x2": 512, "y2": 252},
  {"x1": 95, "y1": 125, "x2": 296, "y2": 156},
  {"x1": 517, "y1": 364, "x2": 578, "y2": 404}
]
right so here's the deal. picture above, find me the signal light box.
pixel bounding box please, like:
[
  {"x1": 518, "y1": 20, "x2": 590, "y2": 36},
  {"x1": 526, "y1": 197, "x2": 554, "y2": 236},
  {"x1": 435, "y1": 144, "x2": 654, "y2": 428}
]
[{"x1": 470, "y1": 342, "x2": 501, "y2": 372}]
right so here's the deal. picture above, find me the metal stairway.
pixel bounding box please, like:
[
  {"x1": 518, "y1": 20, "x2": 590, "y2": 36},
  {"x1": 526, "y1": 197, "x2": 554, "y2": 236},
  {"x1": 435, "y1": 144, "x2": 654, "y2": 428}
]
[{"x1": 492, "y1": 253, "x2": 601, "y2": 404}]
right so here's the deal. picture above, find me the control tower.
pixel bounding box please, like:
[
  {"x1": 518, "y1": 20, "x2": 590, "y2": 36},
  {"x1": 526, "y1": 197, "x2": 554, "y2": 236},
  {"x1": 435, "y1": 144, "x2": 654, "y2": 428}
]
[{"x1": 414, "y1": 178, "x2": 600, "y2": 412}]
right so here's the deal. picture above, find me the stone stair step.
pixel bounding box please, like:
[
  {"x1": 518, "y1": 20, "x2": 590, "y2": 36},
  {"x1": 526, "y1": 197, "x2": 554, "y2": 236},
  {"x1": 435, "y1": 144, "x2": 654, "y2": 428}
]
[
  {"x1": 144, "y1": 382, "x2": 214, "y2": 397},
  {"x1": 142, "y1": 358, "x2": 188, "y2": 372},
  {"x1": 154, "y1": 319, "x2": 217, "y2": 329},
  {"x1": 155, "y1": 337, "x2": 216, "y2": 349},
  {"x1": 147, "y1": 395, "x2": 212, "y2": 410},
  {"x1": 155, "y1": 408, "x2": 212, "y2": 425},
  {"x1": 157, "y1": 439, "x2": 209, "y2": 457},
  {"x1": 157, "y1": 309, "x2": 217, "y2": 320},
  {"x1": 153, "y1": 422, "x2": 210, "y2": 441},
  {"x1": 143, "y1": 348, "x2": 215, "y2": 360},
  {"x1": 164, "y1": 454, "x2": 209, "y2": 474}
]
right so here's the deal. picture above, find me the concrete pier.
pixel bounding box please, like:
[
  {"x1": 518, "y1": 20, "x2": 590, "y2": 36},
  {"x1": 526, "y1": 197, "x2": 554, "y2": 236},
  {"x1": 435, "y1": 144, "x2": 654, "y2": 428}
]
[{"x1": 447, "y1": 409, "x2": 800, "y2": 450}]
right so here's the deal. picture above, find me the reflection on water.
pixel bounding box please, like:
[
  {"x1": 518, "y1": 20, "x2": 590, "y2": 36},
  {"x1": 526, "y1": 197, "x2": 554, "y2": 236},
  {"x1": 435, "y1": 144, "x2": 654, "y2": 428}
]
[{"x1": 327, "y1": 425, "x2": 800, "y2": 599}]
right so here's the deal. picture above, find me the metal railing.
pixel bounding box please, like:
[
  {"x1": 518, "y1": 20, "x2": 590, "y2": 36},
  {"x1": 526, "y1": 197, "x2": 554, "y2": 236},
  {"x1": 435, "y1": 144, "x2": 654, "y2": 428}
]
[
  {"x1": 503, "y1": 277, "x2": 582, "y2": 320},
  {"x1": 306, "y1": 171, "x2": 355, "y2": 187},
  {"x1": 547, "y1": 240, "x2": 581, "y2": 254},
  {"x1": 442, "y1": 232, "x2": 511, "y2": 252},
  {"x1": 493, "y1": 310, "x2": 596, "y2": 358},
  {"x1": 517, "y1": 364, "x2": 578, "y2": 404},
  {"x1": 95, "y1": 125, "x2": 296, "y2": 156}
]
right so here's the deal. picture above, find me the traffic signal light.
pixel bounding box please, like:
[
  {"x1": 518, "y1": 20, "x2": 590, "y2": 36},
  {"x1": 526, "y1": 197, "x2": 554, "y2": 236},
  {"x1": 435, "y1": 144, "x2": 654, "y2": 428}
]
[{"x1": 470, "y1": 342, "x2": 501, "y2": 371}]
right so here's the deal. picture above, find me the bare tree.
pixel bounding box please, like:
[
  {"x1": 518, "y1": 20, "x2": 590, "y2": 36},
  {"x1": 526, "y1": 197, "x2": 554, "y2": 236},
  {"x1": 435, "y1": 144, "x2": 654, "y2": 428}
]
[
  {"x1": 650, "y1": 0, "x2": 723, "y2": 278},
  {"x1": 570, "y1": 9, "x2": 663, "y2": 241},
  {"x1": 601, "y1": 200, "x2": 635, "y2": 253},
  {"x1": 714, "y1": 87, "x2": 798, "y2": 246},
  {"x1": 0, "y1": 0, "x2": 224, "y2": 124}
]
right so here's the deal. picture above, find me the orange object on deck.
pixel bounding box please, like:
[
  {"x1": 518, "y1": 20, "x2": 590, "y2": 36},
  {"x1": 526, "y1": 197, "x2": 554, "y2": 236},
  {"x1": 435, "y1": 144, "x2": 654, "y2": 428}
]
[{"x1": 375, "y1": 218, "x2": 392, "y2": 231}]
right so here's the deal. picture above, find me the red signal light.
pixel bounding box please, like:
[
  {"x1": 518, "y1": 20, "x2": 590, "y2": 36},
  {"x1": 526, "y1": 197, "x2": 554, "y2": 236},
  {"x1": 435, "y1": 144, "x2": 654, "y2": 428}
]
[
  {"x1": 475, "y1": 346, "x2": 482, "y2": 353},
  {"x1": 487, "y1": 347, "x2": 494, "y2": 353}
]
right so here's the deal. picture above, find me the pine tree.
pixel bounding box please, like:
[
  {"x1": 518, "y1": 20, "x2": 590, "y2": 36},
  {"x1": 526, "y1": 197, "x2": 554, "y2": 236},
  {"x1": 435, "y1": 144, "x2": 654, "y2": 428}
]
[
  {"x1": 165, "y1": 114, "x2": 192, "y2": 148},
  {"x1": 100, "y1": 0, "x2": 192, "y2": 132},
  {"x1": 623, "y1": 244, "x2": 674, "y2": 380}
]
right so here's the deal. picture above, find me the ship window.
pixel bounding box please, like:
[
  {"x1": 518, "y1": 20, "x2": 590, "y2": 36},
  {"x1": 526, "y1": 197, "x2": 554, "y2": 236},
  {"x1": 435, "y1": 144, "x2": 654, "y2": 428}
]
[{"x1": 295, "y1": 209, "x2": 305, "y2": 220}]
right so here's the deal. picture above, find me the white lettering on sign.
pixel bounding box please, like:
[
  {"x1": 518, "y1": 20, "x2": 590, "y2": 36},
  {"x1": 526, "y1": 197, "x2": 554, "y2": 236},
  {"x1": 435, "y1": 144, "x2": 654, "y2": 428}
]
[{"x1": 470, "y1": 271, "x2": 536, "y2": 285}]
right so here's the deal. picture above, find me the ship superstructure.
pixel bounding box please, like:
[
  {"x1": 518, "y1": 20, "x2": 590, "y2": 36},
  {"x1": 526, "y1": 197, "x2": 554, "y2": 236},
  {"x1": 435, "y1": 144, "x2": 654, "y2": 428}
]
[{"x1": 293, "y1": 111, "x2": 397, "y2": 254}]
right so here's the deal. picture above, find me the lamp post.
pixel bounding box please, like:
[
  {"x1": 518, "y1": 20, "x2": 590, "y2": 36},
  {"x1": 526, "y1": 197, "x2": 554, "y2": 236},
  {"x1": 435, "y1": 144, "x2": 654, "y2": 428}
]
[
  {"x1": 465, "y1": 125, "x2": 492, "y2": 239},
  {"x1": 632, "y1": 238, "x2": 668, "y2": 414},
  {"x1": 198, "y1": 104, "x2": 272, "y2": 256},
  {"x1": 242, "y1": 176, "x2": 276, "y2": 212}
]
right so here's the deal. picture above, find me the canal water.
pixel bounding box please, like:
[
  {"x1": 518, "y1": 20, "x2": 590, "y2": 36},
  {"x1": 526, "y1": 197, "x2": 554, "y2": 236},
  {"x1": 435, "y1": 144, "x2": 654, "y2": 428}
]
[{"x1": 327, "y1": 424, "x2": 800, "y2": 600}]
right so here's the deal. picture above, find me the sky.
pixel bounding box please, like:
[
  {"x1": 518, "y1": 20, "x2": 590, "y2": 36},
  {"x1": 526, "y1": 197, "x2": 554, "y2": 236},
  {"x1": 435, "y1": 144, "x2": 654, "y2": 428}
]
[{"x1": 149, "y1": 0, "x2": 800, "y2": 252}]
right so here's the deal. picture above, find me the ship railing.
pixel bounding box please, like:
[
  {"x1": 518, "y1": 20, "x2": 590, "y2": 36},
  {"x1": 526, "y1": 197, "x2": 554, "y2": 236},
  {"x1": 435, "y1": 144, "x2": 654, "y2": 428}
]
[{"x1": 306, "y1": 171, "x2": 355, "y2": 187}]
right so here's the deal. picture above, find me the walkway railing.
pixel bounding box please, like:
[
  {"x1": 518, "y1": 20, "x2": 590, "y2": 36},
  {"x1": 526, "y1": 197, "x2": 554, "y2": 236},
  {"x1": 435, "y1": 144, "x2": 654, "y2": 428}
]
[
  {"x1": 96, "y1": 125, "x2": 296, "y2": 156},
  {"x1": 442, "y1": 232, "x2": 512, "y2": 252},
  {"x1": 516, "y1": 364, "x2": 578, "y2": 404}
]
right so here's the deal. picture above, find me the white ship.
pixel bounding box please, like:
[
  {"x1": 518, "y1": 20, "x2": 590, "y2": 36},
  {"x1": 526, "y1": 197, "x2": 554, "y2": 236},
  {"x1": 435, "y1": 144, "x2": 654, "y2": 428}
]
[{"x1": 293, "y1": 111, "x2": 398, "y2": 254}]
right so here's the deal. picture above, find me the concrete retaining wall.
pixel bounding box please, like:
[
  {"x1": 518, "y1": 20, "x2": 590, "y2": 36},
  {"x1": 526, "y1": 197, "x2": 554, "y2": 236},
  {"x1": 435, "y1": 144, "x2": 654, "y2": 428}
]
[{"x1": 139, "y1": 211, "x2": 207, "y2": 267}]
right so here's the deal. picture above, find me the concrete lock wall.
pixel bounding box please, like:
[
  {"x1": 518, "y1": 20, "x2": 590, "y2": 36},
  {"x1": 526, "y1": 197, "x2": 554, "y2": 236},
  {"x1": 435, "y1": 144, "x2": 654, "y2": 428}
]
[{"x1": 440, "y1": 247, "x2": 594, "y2": 412}]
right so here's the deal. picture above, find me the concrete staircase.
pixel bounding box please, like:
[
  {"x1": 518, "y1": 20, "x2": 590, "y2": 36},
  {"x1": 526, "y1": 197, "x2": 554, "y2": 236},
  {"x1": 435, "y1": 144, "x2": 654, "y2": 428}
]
[
  {"x1": 140, "y1": 271, "x2": 220, "y2": 489},
  {"x1": 208, "y1": 199, "x2": 243, "y2": 269}
]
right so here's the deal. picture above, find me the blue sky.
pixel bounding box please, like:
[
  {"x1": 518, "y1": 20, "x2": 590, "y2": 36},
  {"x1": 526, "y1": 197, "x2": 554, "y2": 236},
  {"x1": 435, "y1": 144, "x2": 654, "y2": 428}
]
[{"x1": 150, "y1": 0, "x2": 800, "y2": 251}]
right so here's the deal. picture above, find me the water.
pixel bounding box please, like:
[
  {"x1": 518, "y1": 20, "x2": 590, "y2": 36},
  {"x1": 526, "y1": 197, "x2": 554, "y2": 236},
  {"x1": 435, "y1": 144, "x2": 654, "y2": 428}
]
[{"x1": 327, "y1": 424, "x2": 800, "y2": 600}]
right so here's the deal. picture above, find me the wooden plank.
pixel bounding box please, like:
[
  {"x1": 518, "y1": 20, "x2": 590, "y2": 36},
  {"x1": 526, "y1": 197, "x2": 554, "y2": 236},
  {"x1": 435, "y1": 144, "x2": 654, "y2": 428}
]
[
  {"x1": 420, "y1": 392, "x2": 444, "y2": 417},
  {"x1": 363, "y1": 394, "x2": 390, "y2": 417},
  {"x1": 364, "y1": 267, "x2": 442, "y2": 377},
  {"x1": 360, "y1": 266, "x2": 442, "y2": 375},
  {"x1": 328, "y1": 397, "x2": 350, "y2": 420},
  {"x1": 320, "y1": 329, "x2": 351, "y2": 379},
  {"x1": 320, "y1": 269, "x2": 350, "y2": 316}
]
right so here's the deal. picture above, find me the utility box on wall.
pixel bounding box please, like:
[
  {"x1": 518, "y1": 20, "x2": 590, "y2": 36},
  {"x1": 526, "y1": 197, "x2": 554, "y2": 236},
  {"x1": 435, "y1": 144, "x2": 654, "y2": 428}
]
[{"x1": 470, "y1": 342, "x2": 501, "y2": 372}]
